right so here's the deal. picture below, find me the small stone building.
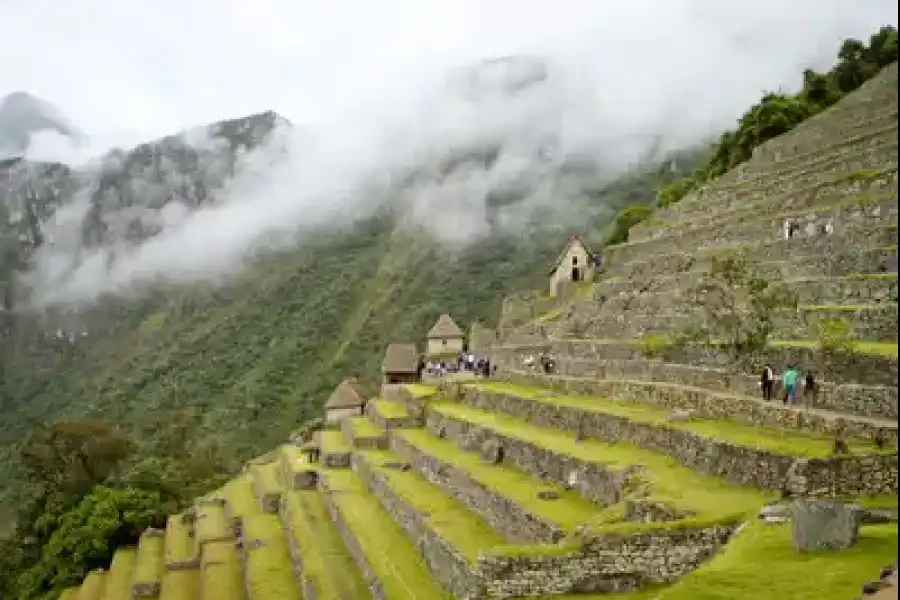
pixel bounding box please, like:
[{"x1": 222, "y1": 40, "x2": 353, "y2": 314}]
[
  {"x1": 425, "y1": 314, "x2": 465, "y2": 360},
  {"x1": 323, "y1": 378, "x2": 370, "y2": 423},
  {"x1": 548, "y1": 235, "x2": 600, "y2": 297},
  {"x1": 382, "y1": 342, "x2": 421, "y2": 384}
]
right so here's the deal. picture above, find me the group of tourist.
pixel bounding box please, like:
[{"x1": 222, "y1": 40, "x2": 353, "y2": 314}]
[
  {"x1": 423, "y1": 352, "x2": 493, "y2": 378},
  {"x1": 760, "y1": 364, "x2": 817, "y2": 405}
]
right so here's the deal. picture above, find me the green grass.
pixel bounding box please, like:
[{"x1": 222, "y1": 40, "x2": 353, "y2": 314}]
[
  {"x1": 403, "y1": 383, "x2": 439, "y2": 398},
  {"x1": 323, "y1": 468, "x2": 452, "y2": 599},
  {"x1": 370, "y1": 398, "x2": 410, "y2": 419},
  {"x1": 160, "y1": 569, "x2": 200, "y2": 600},
  {"x1": 222, "y1": 473, "x2": 259, "y2": 519},
  {"x1": 132, "y1": 531, "x2": 164, "y2": 587},
  {"x1": 431, "y1": 401, "x2": 771, "y2": 519},
  {"x1": 358, "y1": 448, "x2": 506, "y2": 560},
  {"x1": 164, "y1": 515, "x2": 198, "y2": 567},
  {"x1": 472, "y1": 382, "x2": 890, "y2": 458},
  {"x1": 252, "y1": 460, "x2": 283, "y2": 496},
  {"x1": 770, "y1": 339, "x2": 899, "y2": 358},
  {"x1": 104, "y1": 548, "x2": 137, "y2": 599},
  {"x1": 283, "y1": 490, "x2": 371, "y2": 600},
  {"x1": 797, "y1": 302, "x2": 896, "y2": 311},
  {"x1": 195, "y1": 502, "x2": 231, "y2": 544},
  {"x1": 78, "y1": 570, "x2": 107, "y2": 600},
  {"x1": 397, "y1": 429, "x2": 611, "y2": 532},
  {"x1": 318, "y1": 429, "x2": 352, "y2": 454},
  {"x1": 349, "y1": 415, "x2": 385, "y2": 439},
  {"x1": 200, "y1": 541, "x2": 244, "y2": 600},
  {"x1": 656, "y1": 521, "x2": 898, "y2": 600},
  {"x1": 242, "y1": 513, "x2": 303, "y2": 600},
  {"x1": 843, "y1": 272, "x2": 899, "y2": 280}
]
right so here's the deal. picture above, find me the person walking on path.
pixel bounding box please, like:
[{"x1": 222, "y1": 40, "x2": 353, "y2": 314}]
[
  {"x1": 782, "y1": 365, "x2": 799, "y2": 405},
  {"x1": 760, "y1": 364, "x2": 775, "y2": 401},
  {"x1": 804, "y1": 370, "x2": 818, "y2": 406}
]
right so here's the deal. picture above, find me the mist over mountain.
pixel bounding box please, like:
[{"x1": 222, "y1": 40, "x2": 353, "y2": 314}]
[{"x1": 0, "y1": 91, "x2": 82, "y2": 162}]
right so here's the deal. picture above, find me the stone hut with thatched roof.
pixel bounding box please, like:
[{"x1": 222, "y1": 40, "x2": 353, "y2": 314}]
[
  {"x1": 548, "y1": 235, "x2": 601, "y2": 297},
  {"x1": 382, "y1": 342, "x2": 422, "y2": 384},
  {"x1": 425, "y1": 313, "x2": 465, "y2": 360},
  {"x1": 323, "y1": 377, "x2": 370, "y2": 423}
]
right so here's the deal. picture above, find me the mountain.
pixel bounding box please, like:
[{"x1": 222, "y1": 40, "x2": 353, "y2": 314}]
[
  {"x1": 0, "y1": 78, "x2": 703, "y2": 510},
  {"x1": 0, "y1": 92, "x2": 81, "y2": 161}
]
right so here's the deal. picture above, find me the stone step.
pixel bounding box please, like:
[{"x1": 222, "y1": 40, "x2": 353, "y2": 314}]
[
  {"x1": 316, "y1": 429, "x2": 352, "y2": 468},
  {"x1": 164, "y1": 514, "x2": 200, "y2": 570},
  {"x1": 281, "y1": 489, "x2": 372, "y2": 599},
  {"x1": 159, "y1": 570, "x2": 199, "y2": 600},
  {"x1": 365, "y1": 396, "x2": 418, "y2": 430},
  {"x1": 630, "y1": 151, "x2": 898, "y2": 243},
  {"x1": 425, "y1": 399, "x2": 763, "y2": 521},
  {"x1": 199, "y1": 541, "x2": 244, "y2": 600},
  {"x1": 250, "y1": 460, "x2": 284, "y2": 514},
  {"x1": 239, "y1": 513, "x2": 303, "y2": 600},
  {"x1": 610, "y1": 189, "x2": 897, "y2": 266},
  {"x1": 77, "y1": 570, "x2": 108, "y2": 600},
  {"x1": 223, "y1": 473, "x2": 260, "y2": 528},
  {"x1": 352, "y1": 446, "x2": 506, "y2": 599},
  {"x1": 319, "y1": 466, "x2": 452, "y2": 599},
  {"x1": 277, "y1": 445, "x2": 318, "y2": 491},
  {"x1": 194, "y1": 499, "x2": 235, "y2": 546},
  {"x1": 491, "y1": 349, "x2": 897, "y2": 420},
  {"x1": 493, "y1": 369, "x2": 897, "y2": 445},
  {"x1": 461, "y1": 381, "x2": 897, "y2": 497},
  {"x1": 341, "y1": 414, "x2": 389, "y2": 450},
  {"x1": 388, "y1": 426, "x2": 601, "y2": 544},
  {"x1": 131, "y1": 528, "x2": 165, "y2": 597},
  {"x1": 103, "y1": 548, "x2": 136, "y2": 599},
  {"x1": 597, "y1": 273, "x2": 898, "y2": 310},
  {"x1": 607, "y1": 222, "x2": 898, "y2": 283}
]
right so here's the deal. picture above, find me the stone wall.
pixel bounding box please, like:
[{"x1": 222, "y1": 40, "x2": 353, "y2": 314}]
[
  {"x1": 425, "y1": 410, "x2": 628, "y2": 506},
  {"x1": 475, "y1": 524, "x2": 737, "y2": 598},
  {"x1": 388, "y1": 434, "x2": 565, "y2": 544},
  {"x1": 499, "y1": 291, "x2": 559, "y2": 331},
  {"x1": 608, "y1": 173, "x2": 898, "y2": 265},
  {"x1": 496, "y1": 369, "x2": 897, "y2": 444},
  {"x1": 469, "y1": 322, "x2": 499, "y2": 352},
  {"x1": 351, "y1": 453, "x2": 484, "y2": 600},
  {"x1": 490, "y1": 339, "x2": 898, "y2": 388},
  {"x1": 497, "y1": 353, "x2": 897, "y2": 420},
  {"x1": 364, "y1": 399, "x2": 420, "y2": 431},
  {"x1": 465, "y1": 388, "x2": 898, "y2": 497}
]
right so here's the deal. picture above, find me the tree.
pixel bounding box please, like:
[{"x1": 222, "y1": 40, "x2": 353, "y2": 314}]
[
  {"x1": 680, "y1": 250, "x2": 798, "y2": 356},
  {"x1": 604, "y1": 204, "x2": 653, "y2": 245},
  {"x1": 21, "y1": 420, "x2": 135, "y2": 496}
]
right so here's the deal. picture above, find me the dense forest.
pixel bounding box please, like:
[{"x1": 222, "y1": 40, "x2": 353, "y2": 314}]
[{"x1": 0, "y1": 25, "x2": 896, "y2": 600}]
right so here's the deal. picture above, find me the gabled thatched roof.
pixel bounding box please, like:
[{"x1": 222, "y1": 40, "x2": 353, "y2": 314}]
[
  {"x1": 324, "y1": 378, "x2": 370, "y2": 410},
  {"x1": 382, "y1": 343, "x2": 420, "y2": 374},
  {"x1": 426, "y1": 314, "x2": 463, "y2": 339},
  {"x1": 549, "y1": 235, "x2": 597, "y2": 275}
]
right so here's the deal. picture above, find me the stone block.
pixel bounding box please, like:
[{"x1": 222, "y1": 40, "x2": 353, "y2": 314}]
[{"x1": 790, "y1": 499, "x2": 861, "y2": 551}]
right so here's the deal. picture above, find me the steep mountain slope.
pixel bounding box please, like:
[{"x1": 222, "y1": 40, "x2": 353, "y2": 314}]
[{"x1": 0, "y1": 70, "x2": 703, "y2": 506}]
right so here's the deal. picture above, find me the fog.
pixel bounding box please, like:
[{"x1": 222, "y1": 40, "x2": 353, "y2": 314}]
[{"x1": 1, "y1": 0, "x2": 897, "y2": 309}]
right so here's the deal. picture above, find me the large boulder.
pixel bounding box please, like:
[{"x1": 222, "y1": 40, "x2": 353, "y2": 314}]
[{"x1": 791, "y1": 499, "x2": 861, "y2": 552}]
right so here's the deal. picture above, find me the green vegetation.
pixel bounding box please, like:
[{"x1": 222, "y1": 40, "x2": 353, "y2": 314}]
[
  {"x1": 322, "y1": 468, "x2": 452, "y2": 599},
  {"x1": 318, "y1": 430, "x2": 352, "y2": 454},
  {"x1": 403, "y1": 383, "x2": 439, "y2": 398},
  {"x1": 242, "y1": 513, "x2": 302, "y2": 600},
  {"x1": 431, "y1": 402, "x2": 771, "y2": 518},
  {"x1": 284, "y1": 490, "x2": 371, "y2": 600},
  {"x1": 472, "y1": 382, "x2": 891, "y2": 457},
  {"x1": 200, "y1": 542, "x2": 244, "y2": 600},
  {"x1": 348, "y1": 415, "x2": 385, "y2": 440},
  {"x1": 655, "y1": 521, "x2": 898, "y2": 600},
  {"x1": 369, "y1": 398, "x2": 410, "y2": 419}
]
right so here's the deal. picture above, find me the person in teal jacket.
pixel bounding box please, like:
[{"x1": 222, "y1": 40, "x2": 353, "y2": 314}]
[{"x1": 782, "y1": 365, "x2": 799, "y2": 405}]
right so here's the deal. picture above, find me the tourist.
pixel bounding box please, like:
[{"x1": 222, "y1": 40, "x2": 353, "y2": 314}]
[
  {"x1": 760, "y1": 364, "x2": 775, "y2": 401},
  {"x1": 782, "y1": 364, "x2": 799, "y2": 405},
  {"x1": 804, "y1": 370, "x2": 818, "y2": 405}
]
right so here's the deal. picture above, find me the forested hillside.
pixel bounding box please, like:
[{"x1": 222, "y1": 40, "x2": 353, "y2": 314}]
[{"x1": 0, "y1": 26, "x2": 896, "y2": 600}]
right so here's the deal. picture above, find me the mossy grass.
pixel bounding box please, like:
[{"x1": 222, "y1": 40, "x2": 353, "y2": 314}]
[
  {"x1": 283, "y1": 490, "x2": 371, "y2": 600},
  {"x1": 222, "y1": 473, "x2": 260, "y2": 519},
  {"x1": 104, "y1": 548, "x2": 136, "y2": 599},
  {"x1": 242, "y1": 513, "x2": 303, "y2": 600},
  {"x1": 318, "y1": 429, "x2": 352, "y2": 454},
  {"x1": 160, "y1": 569, "x2": 200, "y2": 600},
  {"x1": 842, "y1": 272, "x2": 899, "y2": 280},
  {"x1": 133, "y1": 531, "x2": 164, "y2": 586},
  {"x1": 654, "y1": 521, "x2": 898, "y2": 600},
  {"x1": 431, "y1": 402, "x2": 772, "y2": 518},
  {"x1": 77, "y1": 570, "x2": 107, "y2": 600},
  {"x1": 349, "y1": 415, "x2": 385, "y2": 439},
  {"x1": 194, "y1": 502, "x2": 230, "y2": 544},
  {"x1": 471, "y1": 382, "x2": 891, "y2": 457},
  {"x1": 58, "y1": 589, "x2": 79, "y2": 600},
  {"x1": 397, "y1": 429, "x2": 609, "y2": 532},
  {"x1": 200, "y1": 541, "x2": 244, "y2": 600},
  {"x1": 370, "y1": 398, "x2": 410, "y2": 418},
  {"x1": 796, "y1": 302, "x2": 897, "y2": 311},
  {"x1": 322, "y1": 468, "x2": 452, "y2": 599},
  {"x1": 165, "y1": 515, "x2": 197, "y2": 566},
  {"x1": 358, "y1": 448, "x2": 506, "y2": 560},
  {"x1": 404, "y1": 383, "x2": 439, "y2": 398},
  {"x1": 252, "y1": 460, "x2": 284, "y2": 496}
]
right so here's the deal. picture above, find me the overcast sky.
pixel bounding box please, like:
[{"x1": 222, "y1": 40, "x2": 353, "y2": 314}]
[
  {"x1": 1, "y1": 0, "x2": 897, "y2": 148},
  {"x1": 2, "y1": 0, "x2": 898, "y2": 309}
]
